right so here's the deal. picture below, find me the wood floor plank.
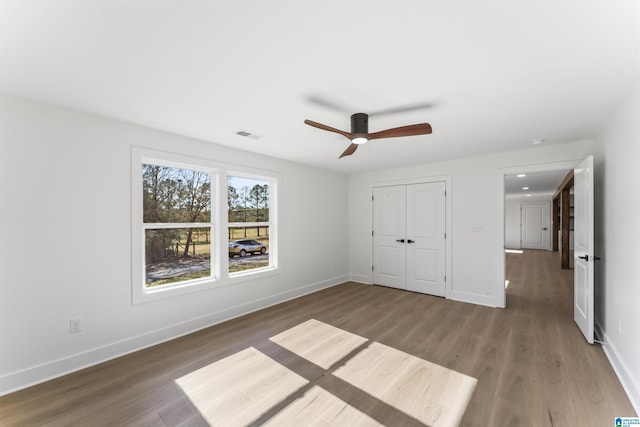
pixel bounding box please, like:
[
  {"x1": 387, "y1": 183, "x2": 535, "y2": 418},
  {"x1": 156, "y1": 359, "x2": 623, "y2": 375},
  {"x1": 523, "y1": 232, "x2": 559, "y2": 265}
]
[{"x1": 0, "y1": 250, "x2": 635, "y2": 426}]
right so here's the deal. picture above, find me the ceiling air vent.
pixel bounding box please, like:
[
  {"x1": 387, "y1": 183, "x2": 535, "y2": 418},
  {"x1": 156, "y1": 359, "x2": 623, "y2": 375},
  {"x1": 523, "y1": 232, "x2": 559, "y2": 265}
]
[{"x1": 236, "y1": 130, "x2": 262, "y2": 140}]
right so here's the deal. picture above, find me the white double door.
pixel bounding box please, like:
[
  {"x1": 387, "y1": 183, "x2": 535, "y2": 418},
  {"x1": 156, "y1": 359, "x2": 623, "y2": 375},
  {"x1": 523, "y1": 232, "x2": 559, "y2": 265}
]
[{"x1": 373, "y1": 182, "x2": 446, "y2": 297}]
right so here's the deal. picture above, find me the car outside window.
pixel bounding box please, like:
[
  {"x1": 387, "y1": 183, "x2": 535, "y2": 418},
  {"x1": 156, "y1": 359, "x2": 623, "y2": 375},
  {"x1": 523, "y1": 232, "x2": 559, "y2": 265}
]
[{"x1": 228, "y1": 175, "x2": 272, "y2": 274}]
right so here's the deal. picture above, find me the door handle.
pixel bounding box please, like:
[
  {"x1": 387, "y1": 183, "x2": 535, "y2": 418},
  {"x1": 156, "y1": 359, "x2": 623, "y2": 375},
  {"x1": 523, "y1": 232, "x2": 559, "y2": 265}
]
[
  {"x1": 407, "y1": 239, "x2": 415, "y2": 244},
  {"x1": 396, "y1": 239, "x2": 405, "y2": 243},
  {"x1": 542, "y1": 227, "x2": 548, "y2": 230},
  {"x1": 578, "y1": 255, "x2": 601, "y2": 261}
]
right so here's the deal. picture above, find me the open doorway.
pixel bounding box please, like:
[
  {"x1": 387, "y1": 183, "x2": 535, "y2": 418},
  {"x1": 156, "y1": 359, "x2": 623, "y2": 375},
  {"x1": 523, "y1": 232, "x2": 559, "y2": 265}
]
[{"x1": 497, "y1": 160, "x2": 581, "y2": 308}]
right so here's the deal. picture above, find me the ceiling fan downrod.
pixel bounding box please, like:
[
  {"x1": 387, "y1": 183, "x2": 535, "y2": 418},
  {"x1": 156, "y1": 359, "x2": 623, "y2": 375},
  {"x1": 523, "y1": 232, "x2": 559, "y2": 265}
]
[{"x1": 351, "y1": 113, "x2": 368, "y2": 134}]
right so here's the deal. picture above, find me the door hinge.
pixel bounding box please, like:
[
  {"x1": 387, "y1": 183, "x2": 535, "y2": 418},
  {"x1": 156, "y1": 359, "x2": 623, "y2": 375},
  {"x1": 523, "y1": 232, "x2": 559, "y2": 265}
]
[
  {"x1": 444, "y1": 232, "x2": 447, "y2": 239},
  {"x1": 372, "y1": 194, "x2": 374, "y2": 201},
  {"x1": 444, "y1": 275, "x2": 446, "y2": 282},
  {"x1": 372, "y1": 230, "x2": 374, "y2": 236},
  {"x1": 372, "y1": 265, "x2": 375, "y2": 272}
]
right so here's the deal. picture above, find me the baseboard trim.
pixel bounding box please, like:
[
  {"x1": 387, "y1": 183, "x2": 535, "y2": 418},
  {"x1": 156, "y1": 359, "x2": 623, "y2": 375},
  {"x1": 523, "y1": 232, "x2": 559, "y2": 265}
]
[
  {"x1": 348, "y1": 273, "x2": 369, "y2": 284},
  {"x1": 449, "y1": 290, "x2": 499, "y2": 308},
  {"x1": 0, "y1": 275, "x2": 347, "y2": 396},
  {"x1": 596, "y1": 323, "x2": 640, "y2": 416}
]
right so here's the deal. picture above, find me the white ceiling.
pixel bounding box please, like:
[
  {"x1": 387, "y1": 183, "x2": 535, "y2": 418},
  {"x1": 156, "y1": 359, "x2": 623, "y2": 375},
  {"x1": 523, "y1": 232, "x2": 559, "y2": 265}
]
[
  {"x1": 504, "y1": 169, "x2": 570, "y2": 198},
  {"x1": 1, "y1": 0, "x2": 638, "y2": 174}
]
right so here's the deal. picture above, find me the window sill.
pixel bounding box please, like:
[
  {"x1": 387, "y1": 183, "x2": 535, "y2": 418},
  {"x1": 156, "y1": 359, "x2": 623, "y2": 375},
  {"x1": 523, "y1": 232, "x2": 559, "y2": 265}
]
[{"x1": 132, "y1": 267, "x2": 280, "y2": 304}]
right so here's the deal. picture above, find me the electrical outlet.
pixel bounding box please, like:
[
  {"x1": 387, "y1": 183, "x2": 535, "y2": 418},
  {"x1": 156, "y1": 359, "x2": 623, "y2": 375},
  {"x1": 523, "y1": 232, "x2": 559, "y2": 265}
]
[{"x1": 69, "y1": 318, "x2": 82, "y2": 334}]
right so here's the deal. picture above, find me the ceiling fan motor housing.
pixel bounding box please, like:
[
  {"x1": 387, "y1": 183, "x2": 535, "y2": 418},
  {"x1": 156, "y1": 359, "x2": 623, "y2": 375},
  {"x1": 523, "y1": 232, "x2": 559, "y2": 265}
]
[{"x1": 351, "y1": 113, "x2": 368, "y2": 136}]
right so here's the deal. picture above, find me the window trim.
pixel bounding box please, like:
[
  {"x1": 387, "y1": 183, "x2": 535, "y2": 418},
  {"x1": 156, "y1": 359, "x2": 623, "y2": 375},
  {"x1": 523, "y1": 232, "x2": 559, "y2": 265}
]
[{"x1": 131, "y1": 147, "x2": 279, "y2": 304}]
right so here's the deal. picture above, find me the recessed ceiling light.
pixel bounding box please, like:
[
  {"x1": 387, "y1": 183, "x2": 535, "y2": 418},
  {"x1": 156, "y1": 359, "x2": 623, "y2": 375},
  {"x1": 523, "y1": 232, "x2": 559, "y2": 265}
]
[
  {"x1": 531, "y1": 138, "x2": 545, "y2": 145},
  {"x1": 526, "y1": 194, "x2": 531, "y2": 197},
  {"x1": 517, "y1": 174, "x2": 526, "y2": 178},
  {"x1": 522, "y1": 187, "x2": 529, "y2": 190}
]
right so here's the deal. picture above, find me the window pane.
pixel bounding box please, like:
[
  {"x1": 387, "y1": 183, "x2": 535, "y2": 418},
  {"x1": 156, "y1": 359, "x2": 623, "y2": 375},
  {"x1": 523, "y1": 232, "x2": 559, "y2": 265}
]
[
  {"x1": 228, "y1": 227, "x2": 269, "y2": 273},
  {"x1": 227, "y1": 176, "x2": 269, "y2": 223},
  {"x1": 142, "y1": 164, "x2": 211, "y2": 223},
  {"x1": 145, "y1": 227, "x2": 211, "y2": 287}
]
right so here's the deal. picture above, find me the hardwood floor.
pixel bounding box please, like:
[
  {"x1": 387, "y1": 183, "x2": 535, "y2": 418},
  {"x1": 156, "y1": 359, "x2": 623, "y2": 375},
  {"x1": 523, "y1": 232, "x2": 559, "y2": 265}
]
[{"x1": 0, "y1": 250, "x2": 635, "y2": 426}]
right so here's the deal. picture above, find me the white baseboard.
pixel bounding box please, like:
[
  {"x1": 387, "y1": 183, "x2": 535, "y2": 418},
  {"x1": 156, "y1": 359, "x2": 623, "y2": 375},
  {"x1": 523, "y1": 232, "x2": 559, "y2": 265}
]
[
  {"x1": 348, "y1": 273, "x2": 370, "y2": 284},
  {"x1": 0, "y1": 275, "x2": 347, "y2": 396},
  {"x1": 596, "y1": 323, "x2": 640, "y2": 416},
  {"x1": 449, "y1": 290, "x2": 499, "y2": 308}
]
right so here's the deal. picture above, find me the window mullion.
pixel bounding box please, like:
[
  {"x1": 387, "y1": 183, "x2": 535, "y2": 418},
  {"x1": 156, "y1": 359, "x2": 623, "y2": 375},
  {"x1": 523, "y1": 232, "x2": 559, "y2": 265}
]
[{"x1": 144, "y1": 222, "x2": 212, "y2": 229}]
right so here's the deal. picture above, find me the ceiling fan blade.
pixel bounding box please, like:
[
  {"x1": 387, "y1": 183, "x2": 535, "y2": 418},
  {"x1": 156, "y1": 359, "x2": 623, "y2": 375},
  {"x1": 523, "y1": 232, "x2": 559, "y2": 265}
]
[
  {"x1": 339, "y1": 143, "x2": 358, "y2": 159},
  {"x1": 368, "y1": 102, "x2": 437, "y2": 117},
  {"x1": 304, "y1": 119, "x2": 353, "y2": 139},
  {"x1": 367, "y1": 123, "x2": 432, "y2": 140}
]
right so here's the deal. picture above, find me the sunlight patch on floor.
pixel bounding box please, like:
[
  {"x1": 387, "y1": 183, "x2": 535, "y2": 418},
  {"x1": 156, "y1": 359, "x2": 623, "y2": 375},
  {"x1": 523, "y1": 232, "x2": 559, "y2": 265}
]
[
  {"x1": 334, "y1": 341, "x2": 477, "y2": 427},
  {"x1": 269, "y1": 318, "x2": 368, "y2": 369},
  {"x1": 176, "y1": 319, "x2": 477, "y2": 426},
  {"x1": 263, "y1": 385, "x2": 383, "y2": 426},
  {"x1": 175, "y1": 347, "x2": 308, "y2": 426},
  {"x1": 505, "y1": 249, "x2": 524, "y2": 254}
]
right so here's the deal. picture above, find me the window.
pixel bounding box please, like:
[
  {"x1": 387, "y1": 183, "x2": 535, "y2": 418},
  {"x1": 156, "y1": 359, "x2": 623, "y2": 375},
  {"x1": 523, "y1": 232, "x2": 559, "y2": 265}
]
[
  {"x1": 132, "y1": 147, "x2": 278, "y2": 303},
  {"x1": 142, "y1": 164, "x2": 212, "y2": 287},
  {"x1": 228, "y1": 175, "x2": 272, "y2": 274}
]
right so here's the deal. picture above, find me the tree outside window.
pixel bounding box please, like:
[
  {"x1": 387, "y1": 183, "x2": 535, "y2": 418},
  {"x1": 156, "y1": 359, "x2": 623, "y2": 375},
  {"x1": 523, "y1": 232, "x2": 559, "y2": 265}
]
[{"x1": 142, "y1": 164, "x2": 212, "y2": 287}]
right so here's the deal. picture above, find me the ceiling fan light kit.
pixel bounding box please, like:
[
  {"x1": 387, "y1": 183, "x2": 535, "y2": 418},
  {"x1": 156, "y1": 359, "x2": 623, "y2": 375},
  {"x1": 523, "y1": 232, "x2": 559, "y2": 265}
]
[
  {"x1": 304, "y1": 112, "x2": 432, "y2": 159},
  {"x1": 350, "y1": 113, "x2": 369, "y2": 145}
]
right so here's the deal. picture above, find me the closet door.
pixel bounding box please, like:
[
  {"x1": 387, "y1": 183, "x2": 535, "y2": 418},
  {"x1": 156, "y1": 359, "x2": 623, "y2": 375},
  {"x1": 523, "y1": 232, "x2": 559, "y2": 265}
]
[
  {"x1": 373, "y1": 182, "x2": 446, "y2": 296},
  {"x1": 406, "y1": 182, "x2": 446, "y2": 296},
  {"x1": 372, "y1": 186, "x2": 406, "y2": 290}
]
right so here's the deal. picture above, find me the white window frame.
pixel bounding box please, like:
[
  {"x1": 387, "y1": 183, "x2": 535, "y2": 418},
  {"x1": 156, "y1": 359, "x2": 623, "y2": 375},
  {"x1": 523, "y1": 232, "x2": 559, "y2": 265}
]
[
  {"x1": 227, "y1": 172, "x2": 278, "y2": 278},
  {"x1": 131, "y1": 147, "x2": 279, "y2": 304}
]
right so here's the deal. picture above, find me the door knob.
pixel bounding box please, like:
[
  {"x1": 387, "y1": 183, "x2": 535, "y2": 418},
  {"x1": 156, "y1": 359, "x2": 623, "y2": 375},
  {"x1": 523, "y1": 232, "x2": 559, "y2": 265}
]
[
  {"x1": 407, "y1": 239, "x2": 415, "y2": 244},
  {"x1": 542, "y1": 227, "x2": 548, "y2": 230},
  {"x1": 578, "y1": 255, "x2": 589, "y2": 261},
  {"x1": 396, "y1": 239, "x2": 405, "y2": 243}
]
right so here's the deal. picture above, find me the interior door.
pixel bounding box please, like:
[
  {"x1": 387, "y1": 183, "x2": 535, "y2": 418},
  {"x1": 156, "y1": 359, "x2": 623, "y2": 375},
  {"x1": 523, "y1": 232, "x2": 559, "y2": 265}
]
[
  {"x1": 573, "y1": 155, "x2": 594, "y2": 344},
  {"x1": 406, "y1": 182, "x2": 446, "y2": 296},
  {"x1": 521, "y1": 202, "x2": 550, "y2": 249},
  {"x1": 373, "y1": 186, "x2": 406, "y2": 289}
]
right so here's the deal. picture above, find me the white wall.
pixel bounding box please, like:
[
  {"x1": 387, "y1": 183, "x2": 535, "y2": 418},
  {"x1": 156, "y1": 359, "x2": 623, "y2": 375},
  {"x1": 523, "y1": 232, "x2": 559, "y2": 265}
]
[
  {"x1": 348, "y1": 140, "x2": 594, "y2": 308},
  {"x1": 0, "y1": 94, "x2": 349, "y2": 395},
  {"x1": 595, "y1": 80, "x2": 640, "y2": 413}
]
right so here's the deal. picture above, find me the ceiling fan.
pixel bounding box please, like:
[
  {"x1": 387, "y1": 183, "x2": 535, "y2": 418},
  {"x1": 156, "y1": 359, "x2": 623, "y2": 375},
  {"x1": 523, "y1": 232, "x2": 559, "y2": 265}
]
[{"x1": 304, "y1": 113, "x2": 433, "y2": 158}]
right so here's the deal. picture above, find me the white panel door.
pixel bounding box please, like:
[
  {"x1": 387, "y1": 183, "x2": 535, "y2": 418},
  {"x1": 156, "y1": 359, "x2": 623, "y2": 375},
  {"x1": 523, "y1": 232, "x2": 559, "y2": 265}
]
[
  {"x1": 373, "y1": 186, "x2": 406, "y2": 290},
  {"x1": 574, "y1": 155, "x2": 594, "y2": 344},
  {"x1": 406, "y1": 182, "x2": 446, "y2": 296},
  {"x1": 521, "y1": 202, "x2": 550, "y2": 249}
]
